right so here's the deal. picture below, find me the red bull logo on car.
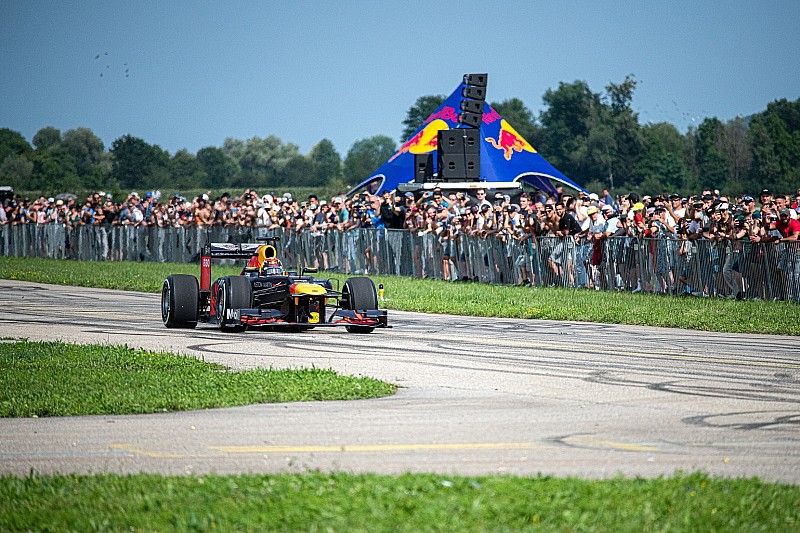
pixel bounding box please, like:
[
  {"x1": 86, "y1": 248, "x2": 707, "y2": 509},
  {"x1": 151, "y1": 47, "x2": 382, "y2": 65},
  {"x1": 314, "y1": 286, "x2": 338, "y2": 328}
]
[
  {"x1": 485, "y1": 119, "x2": 536, "y2": 160},
  {"x1": 388, "y1": 119, "x2": 449, "y2": 162}
]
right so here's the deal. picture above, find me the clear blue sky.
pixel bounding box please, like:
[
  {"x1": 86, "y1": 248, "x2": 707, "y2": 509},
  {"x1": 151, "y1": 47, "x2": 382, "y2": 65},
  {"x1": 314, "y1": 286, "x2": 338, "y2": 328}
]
[{"x1": 2, "y1": 1, "x2": 798, "y2": 157}]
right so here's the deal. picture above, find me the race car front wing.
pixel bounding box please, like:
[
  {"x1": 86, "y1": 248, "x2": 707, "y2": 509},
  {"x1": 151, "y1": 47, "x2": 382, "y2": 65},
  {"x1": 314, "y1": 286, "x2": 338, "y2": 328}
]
[{"x1": 231, "y1": 308, "x2": 389, "y2": 328}]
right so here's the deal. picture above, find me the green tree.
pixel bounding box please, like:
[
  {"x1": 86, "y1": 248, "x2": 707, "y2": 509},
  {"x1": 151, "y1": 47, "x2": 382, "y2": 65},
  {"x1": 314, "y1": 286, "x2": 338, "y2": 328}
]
[
  {"x1": 491, "y1": 98, "x2": 539, "y2": 146},
  {"x1": 61, "y1": 127, "x2": 105, "y2": 178},
  {"x1": 0, "y1": 154, "x2": 33, "y2": 188},
  {"x1": 196, "y1": 146, "x2": 239, "y2": 188},
  {"x1": 236, "y1": 135, "x2": 299, "y2": 188},
  {"x1": 692, "y1": 118, "x2": 729, "y2": 190},
  {"x1": 720, "y1": 117, "x2": 752, "y2": 193},
  {"x1": 308, "y1": 139, "x2": 342, "y2": 186},
  {"x1": 748, "y1": 98, "x2": 800, "y2": 194},
  {"x1": 0, "y1": 128, "x2": 32, "y2": 163},
  {"x1": 635, "y1": 122, "x2": 690, "y2": 193},
  {"x1": 283, "y1": 154, "x2": 314, "y2": 187},
  {"x1": 30, "y1": 149, "x2": 78, "y2": 192},
  {"x1": 110, "y1": 134, "x2": 169, "y2": 190},
  {"x1": 32, "y1": 127, "x2": 61, "y2": 152},
  {"x1": 401, "y1": 95, "x2": 445, "y2": 140},
  {"x1": 221, "y1": 137, "x2": 246, "y2": 162},
  {"x1": 538, "y1": 80, "x2": 599, "y2": 181},
  {"x1": 604, "y1": 76, "x2": 643, "y2": 188},
  {"x1": 343, "y1": 135, "x2": 396, "y2": 184},
  {"x1": 169, "y1": 149, "x2": 207, "y2": 190}
]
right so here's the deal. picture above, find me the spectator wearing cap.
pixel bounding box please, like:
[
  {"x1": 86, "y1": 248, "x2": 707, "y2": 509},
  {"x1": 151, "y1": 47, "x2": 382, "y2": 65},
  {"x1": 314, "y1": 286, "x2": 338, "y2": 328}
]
[
  {"x1": 739, "y1": 195, "x2": 756, "y2": 216},
  {"x1": 760, "y1": 189, "x2": 773, "y2": 207},
  {"x1": 665, "y1": 194, "x2": 684, "y2": 223},
  {"x1": 776, "y1": 209, "x2": 800, "y2": 241},
  {"x1": 430, "y1": 187, "x2": 449, "y2": 209},
  {"x1": 776, "y1": 208, "x2": 800, "y2": 301},
  {"x1": 586, "y1": 205, "x2": 607, "y2": 288},
  {"x1": 647, "y1": 207, "x2": 676, "y2": 294},
  {"x1": 256, "y1": 197, "x2": 272, "y2": 227},
  {"x1": 475, "y1": 203, "x2": 491, "y2": 234},
  {"x1": 717, "y1": 204, "x2": 747, "y2": 298},
  {"x1": 433, "y1": 205, "x2": 456, "y2": 280},
  {"x1": 331, "y1": 197, "x2": 349, "y2": 227},
  {"x1": 567, "y1": 196, "x2": 591, "y2": 287},
  {"x1": 548, "y1": 202, "x2": 581, "y2": 286},
  {"x1": 629, "y1": 202, "x2": 646, "y2": 233}
]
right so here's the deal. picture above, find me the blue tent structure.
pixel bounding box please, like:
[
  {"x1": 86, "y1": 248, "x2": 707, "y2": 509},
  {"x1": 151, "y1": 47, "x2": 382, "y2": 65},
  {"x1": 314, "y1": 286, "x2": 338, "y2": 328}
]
[{"x1": 351, "y1": 81, "x2": 587, "y2": 196}]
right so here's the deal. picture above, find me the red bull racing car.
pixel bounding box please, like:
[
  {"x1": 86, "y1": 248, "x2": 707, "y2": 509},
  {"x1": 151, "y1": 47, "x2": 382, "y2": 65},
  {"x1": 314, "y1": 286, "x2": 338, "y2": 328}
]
[{"x1": 161, "y1": 239, "x2": 388, "y2": 333}]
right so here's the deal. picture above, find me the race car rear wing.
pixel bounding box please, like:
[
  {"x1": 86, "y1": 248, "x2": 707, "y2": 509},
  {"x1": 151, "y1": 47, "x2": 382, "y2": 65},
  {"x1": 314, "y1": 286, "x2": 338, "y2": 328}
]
[
  {"x1": 199, "y1": 242, "x2": 263, "y2": 292},
  {"x1": 207, "y1": 242, "x2": 262, "y2": 259},
  {"x1": 199, "y1": 237, "x2": 284, "y2": 292}
]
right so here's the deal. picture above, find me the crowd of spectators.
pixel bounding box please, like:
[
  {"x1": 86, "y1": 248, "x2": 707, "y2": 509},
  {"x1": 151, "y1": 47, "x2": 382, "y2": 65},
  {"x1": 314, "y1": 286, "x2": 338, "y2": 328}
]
[
  {"x1": 2, "y1": 184, "x2": 799, "y2": 297},
  {"x1": 3, "y1": 186, "x2": 798, "y2": 234}
]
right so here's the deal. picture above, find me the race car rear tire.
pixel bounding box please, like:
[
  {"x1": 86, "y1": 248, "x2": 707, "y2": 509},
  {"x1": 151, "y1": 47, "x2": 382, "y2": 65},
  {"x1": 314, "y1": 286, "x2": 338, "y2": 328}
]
[
  {"x1": 162, "y1": 274, "x2": 198, "y2": 329},
  {"x1": 218, "y1": 276, "x2": 251, "y2": 332},
  {"x1": 342, "y1": 277, "x2": 377, "y2": 334}
]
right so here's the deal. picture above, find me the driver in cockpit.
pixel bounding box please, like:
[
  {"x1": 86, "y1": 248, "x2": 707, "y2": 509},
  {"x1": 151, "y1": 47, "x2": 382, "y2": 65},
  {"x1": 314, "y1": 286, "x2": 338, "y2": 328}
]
[{"x1": 243, "y1": 245, "x2": 282, "y2": 276}]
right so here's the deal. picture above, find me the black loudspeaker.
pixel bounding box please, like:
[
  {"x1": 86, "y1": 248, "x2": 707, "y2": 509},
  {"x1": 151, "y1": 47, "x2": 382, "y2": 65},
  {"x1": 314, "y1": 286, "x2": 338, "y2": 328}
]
[
  {"x1": 438, "y1": 130, "x2": 464, "y2": 154},
  {"x1": 463, "y1": 73, "x2": 488, "y2": 87},
  {"x1": 438, "y1": 129, "x2": 480, "y2": 153},
  {"x1": 462, "y1": 85, "x2": 486, "y2": 100},
  {"x1": 414, "y1": 153, "x2": 433, "y2": 183},
  {"x1": 438, "y1": 154, "x2": 464, "y2": 180},
  {"x1": 458, "y1": 112, "x2": 482, "y2": 127},
  {"x1": 462, "y1": 129, "x2": 480, "y2": 153},
  {"x1": 438, "y1": 154, "x2": 480, "y2": 181},
  {"x1": 460, "y1": 98, "x2": 483, "y2": 113},
  {"x1": 464, "y1": 154, "x2": 480, "y2": 179}
]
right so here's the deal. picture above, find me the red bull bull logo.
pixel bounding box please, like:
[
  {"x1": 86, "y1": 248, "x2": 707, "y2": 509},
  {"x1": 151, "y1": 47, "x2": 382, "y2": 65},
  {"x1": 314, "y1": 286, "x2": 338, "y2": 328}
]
[
  {"x1": 485, "y1": 119, "x2": 536, "y2": 161},
  {"x1": 388, "y1": 119, "x2": 449, "y2": 162}
]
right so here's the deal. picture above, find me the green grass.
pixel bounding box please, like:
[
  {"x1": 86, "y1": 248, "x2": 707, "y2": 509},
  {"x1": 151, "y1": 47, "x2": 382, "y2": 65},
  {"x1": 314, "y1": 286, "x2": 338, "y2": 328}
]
[
  {"x1": 1, "y1": 256, "x2": 797, "y2": 335},
  {"x1": 1, "y1": 472, "x2": 798, "y2": 531},
  {"x1": 0, "y1": 341, "x2": 395, "y2": 417}
]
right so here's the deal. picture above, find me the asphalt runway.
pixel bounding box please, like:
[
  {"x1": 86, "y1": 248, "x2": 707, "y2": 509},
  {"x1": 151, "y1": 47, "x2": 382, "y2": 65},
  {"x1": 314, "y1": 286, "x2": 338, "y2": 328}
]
[{"x1": 1, "y1": 279, "x2": 798, "y2": 482}]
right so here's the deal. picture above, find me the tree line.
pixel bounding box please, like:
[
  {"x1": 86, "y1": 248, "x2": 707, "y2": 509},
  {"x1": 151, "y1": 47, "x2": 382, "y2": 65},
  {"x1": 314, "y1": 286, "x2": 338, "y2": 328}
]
[{"x1": 1, "y1": 76, "x2": 798, "y2": 196}]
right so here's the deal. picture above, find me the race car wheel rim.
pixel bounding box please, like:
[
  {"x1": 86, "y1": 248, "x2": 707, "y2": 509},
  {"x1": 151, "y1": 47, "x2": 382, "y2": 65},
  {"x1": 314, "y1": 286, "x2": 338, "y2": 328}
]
[
  {"x1": 217, "y1": 287, "x2": 225, "y2": 327},
  {"x1": 161, "y1": 281, "x2": 171, "y2": 323}
]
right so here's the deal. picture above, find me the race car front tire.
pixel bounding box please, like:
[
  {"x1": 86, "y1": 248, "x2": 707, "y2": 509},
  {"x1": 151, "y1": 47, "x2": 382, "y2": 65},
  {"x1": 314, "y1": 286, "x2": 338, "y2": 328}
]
[
  {"x1": 342, "y1": 276, "x2": 377, "y2": 334},
  {"x1": 162, "y1": 274, "x2": 199, "y2": 329},
  {"x1": 217, "y1": 276, "x2": 252, "y2": 332}
]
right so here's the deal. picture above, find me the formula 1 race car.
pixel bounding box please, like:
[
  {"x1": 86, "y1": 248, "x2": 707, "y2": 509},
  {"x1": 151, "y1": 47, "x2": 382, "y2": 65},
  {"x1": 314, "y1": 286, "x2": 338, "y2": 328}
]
[{"x1": 161, "y1": 238, "x2": 388, "y2": 333}]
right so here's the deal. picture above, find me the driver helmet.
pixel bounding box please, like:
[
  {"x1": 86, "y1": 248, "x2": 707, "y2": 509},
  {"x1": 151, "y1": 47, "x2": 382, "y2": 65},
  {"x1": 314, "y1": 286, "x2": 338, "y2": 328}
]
[{"x1": 262, "y1": 257, "x2": 282, "y2": 276}]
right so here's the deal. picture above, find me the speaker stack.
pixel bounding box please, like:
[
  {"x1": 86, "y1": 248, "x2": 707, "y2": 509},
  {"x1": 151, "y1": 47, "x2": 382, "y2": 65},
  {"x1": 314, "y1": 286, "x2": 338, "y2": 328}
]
[
  {"x1": 437, "y1": 129, "x2": 480, "y2": 181},
  {"x1": 433, "y1": 73, "x2": 487, "y2": 182},
  {"x1": 459, "y1": 73, "x2": 487, "y2": 127}
]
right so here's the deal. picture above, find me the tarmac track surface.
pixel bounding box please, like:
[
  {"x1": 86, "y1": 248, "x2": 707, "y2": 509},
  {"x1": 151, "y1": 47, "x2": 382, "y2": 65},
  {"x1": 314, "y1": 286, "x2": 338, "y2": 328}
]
[{"x1": 0, "y1": 280, "x2": 799, "y2": 482}]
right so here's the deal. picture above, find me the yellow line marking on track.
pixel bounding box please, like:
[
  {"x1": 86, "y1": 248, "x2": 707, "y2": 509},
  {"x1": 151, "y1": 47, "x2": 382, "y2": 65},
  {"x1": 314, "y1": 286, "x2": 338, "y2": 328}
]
[
  {"x1": 110, "y1": 443, "x2": 186, "y2": 459},
  {"x1": 210, "y1": 442, "x2": 538, "y2": 454}
]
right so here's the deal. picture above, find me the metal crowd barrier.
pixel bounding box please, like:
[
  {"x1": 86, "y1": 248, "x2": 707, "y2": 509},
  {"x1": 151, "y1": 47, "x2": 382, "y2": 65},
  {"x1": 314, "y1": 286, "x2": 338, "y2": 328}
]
[{"x1": 1, "y1": 224, "x2": 798, "y2": 302}]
